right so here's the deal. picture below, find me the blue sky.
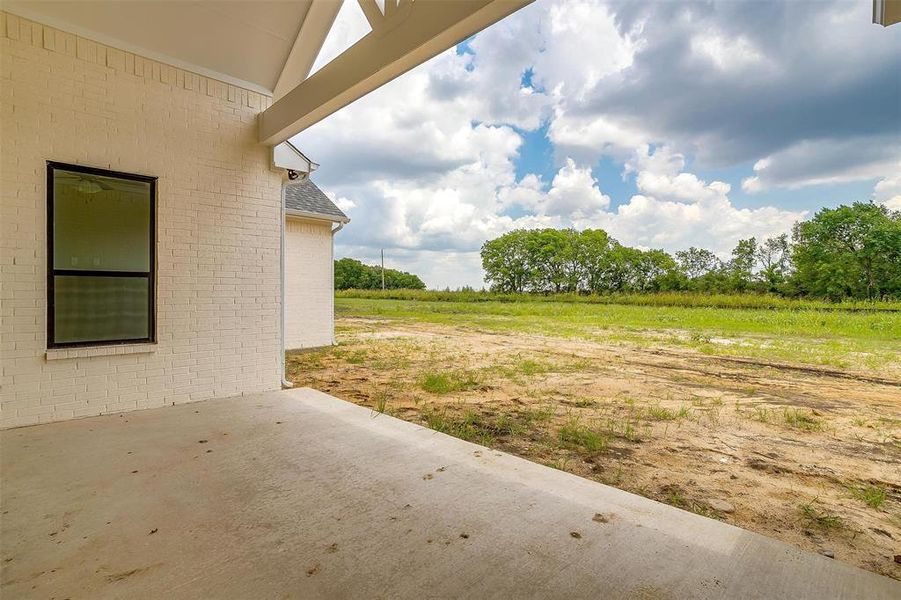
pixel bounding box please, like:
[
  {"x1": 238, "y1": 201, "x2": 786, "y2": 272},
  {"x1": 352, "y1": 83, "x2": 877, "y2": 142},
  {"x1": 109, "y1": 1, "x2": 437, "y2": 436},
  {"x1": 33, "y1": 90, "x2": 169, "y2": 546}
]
[{"x1": 294, "y1": 0, "x2": 900, "y2": 289}]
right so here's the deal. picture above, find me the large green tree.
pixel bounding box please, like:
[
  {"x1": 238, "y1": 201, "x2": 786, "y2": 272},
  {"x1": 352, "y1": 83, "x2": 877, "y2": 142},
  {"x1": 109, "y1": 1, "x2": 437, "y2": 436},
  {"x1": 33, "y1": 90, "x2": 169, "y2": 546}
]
[
  {"x1": 481, "y1": 230, "x2": 534, "y2": 293},
  {"x1": 577, "y1": 229, "x2": 614, "y2": 294},
  {"x1": 727, "y1": 238, "x2": 758, "y2": 293},
  {"x1": 477, "y1": 206, "x2": 899, "y2": 300},
  {"x1": 791, "y1": 202, "x2": 901, "y2": 299},
  {"x1": 526, "y1": 229, "x2": 582, "y2": 293},
  {"x1": 675, "y1": 247, "x2": 724, "y2": 291},
  {"x1": 755, "y1": 234, "x2": 792, "y2": 293},
  {"x1": 334, "y1": 258, "x2": 426, "y2": 290},
  {"x1": 675, "y1": 247, "x2": 721, "y2": 280}
]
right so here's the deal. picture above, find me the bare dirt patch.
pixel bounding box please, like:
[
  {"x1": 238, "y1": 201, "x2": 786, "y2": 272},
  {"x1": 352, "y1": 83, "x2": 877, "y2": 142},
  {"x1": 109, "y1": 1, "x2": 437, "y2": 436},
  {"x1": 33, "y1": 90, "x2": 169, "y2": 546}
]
[{"x1": 288, "y1": 317, "x2": 901, "y2": 580}]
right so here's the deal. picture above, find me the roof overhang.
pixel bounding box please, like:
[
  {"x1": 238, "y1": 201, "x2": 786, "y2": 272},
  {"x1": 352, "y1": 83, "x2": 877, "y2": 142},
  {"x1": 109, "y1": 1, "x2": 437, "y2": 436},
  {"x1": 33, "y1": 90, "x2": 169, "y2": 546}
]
[
  {"x1": 273, "y1": 141, "x2": 320, "y2": 175},
  {"x1": 2, "y1": 0, "x2": 341, "y2": 95},
  {"x1": 258, "y1": 0, "x2": 534, "y2": 145},
  {"x1": 6, "y1": 1, "x2": 535, "y2": 148},
  {"x1": 285, "y1": 208, "x2": 350, "y2": 224}
]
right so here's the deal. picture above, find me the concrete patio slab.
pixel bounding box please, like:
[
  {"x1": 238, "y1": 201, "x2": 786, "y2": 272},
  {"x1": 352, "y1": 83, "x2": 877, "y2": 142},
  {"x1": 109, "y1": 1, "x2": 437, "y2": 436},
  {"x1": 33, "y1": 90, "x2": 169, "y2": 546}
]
[{"x1": 1, "y1": 388, "x2": 897, "y2": 599}]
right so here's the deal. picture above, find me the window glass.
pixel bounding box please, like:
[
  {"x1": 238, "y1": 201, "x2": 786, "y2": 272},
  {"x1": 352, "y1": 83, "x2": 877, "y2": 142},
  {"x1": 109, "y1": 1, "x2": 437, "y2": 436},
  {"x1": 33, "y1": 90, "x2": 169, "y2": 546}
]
[
  {"x1": 53, "y1": 172, "x2": 151, "y2": 272},
  {"x1": 48, "y1": 164, "x2": 154, "y2": 347},
  {"x1": 53, "y1": 276, "x2": 150, "y2": 343}
]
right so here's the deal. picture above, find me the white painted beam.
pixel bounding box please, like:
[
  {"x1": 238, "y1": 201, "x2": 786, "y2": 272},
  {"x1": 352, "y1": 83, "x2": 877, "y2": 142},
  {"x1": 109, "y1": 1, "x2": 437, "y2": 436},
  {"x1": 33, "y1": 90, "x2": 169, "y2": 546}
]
[
  {"x1": 259, "y1": 0, "x2": 534, "y2": 145},
  {"x1": 357, "y1": 0, "x2": 384, "y2": 30},
  {"x1": 274, "y1": 0, "x2": 344, "y2": 100}
]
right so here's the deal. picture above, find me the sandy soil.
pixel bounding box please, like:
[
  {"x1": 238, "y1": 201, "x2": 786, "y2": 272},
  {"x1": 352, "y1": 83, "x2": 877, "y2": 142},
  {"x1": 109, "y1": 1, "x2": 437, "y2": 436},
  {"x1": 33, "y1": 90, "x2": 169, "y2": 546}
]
[{"x1": 288, "y1": 317, "x2": 901, "y2": 580}]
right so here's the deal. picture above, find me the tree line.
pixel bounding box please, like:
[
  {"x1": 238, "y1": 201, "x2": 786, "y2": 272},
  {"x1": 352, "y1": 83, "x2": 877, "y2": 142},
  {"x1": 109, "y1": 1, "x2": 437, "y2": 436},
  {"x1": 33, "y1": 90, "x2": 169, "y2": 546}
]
[
  {"x1": 334, "y1": 258, "x2": 426, "y2": 290},
  {"x1": 480, "y1": 202, "x2": 901, "y2": 300}
]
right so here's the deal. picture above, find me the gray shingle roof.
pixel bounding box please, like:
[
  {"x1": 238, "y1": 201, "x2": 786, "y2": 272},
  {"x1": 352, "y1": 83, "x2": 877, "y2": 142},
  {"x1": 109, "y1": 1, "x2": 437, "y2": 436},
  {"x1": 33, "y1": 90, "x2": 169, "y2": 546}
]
[{"x1": 285, "y1": 179, "x2": 348, "y2": 222}]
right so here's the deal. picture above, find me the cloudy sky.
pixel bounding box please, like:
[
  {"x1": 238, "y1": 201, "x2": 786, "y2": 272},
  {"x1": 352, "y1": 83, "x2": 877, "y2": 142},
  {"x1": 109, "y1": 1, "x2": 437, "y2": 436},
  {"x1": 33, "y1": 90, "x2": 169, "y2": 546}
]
[{"x1": 292, "y1": 0, "x2": 901, "y2": 289}]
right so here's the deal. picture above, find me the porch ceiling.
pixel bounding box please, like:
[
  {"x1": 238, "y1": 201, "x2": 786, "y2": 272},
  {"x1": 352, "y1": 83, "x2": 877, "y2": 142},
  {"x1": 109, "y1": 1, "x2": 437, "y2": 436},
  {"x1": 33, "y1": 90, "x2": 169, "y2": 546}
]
[
  {"x1": 2, "y1": 0, "x2": 336, "y2": 94},
  {"x1": 1, "y1": 389, "x2": 896, "y2": 598},
  {"x1": 3, "y1": 1, "x2": 534, "y2": 147}
]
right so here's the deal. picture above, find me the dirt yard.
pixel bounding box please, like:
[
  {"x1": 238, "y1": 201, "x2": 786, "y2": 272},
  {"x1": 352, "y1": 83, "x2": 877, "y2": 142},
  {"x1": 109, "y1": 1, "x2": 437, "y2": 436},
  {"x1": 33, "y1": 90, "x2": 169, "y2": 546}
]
[{"x1": 288, "y1": 315, "x2": 901, "y2": 580}]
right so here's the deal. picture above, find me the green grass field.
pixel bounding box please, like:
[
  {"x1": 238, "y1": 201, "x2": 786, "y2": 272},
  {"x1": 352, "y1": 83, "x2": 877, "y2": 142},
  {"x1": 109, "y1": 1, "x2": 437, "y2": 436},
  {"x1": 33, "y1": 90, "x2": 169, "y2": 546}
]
[
  {"x1": 337, "y1": 289, "x2": 901, "y2": 311},
  {"x1": 335, "y1": 296, "x2": 901, "y2": 372}
]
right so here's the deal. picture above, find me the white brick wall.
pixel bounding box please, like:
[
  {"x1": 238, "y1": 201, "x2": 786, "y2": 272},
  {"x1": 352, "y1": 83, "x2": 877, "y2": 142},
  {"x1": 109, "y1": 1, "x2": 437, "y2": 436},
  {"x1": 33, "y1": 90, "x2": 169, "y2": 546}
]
[
  {"x1": 284, "y1": 216, "x2": 335, "y2": 350},
  {"x1": 0, "y1": 12, "x2": 285, "y2": 428}
]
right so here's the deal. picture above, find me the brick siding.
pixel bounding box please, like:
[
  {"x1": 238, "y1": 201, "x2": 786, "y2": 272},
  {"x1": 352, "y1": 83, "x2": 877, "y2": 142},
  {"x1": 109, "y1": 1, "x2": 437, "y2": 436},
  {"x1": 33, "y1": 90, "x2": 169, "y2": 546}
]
[
  {"x1": 285, "y1": 217, "x2": 335, "y2": 350},
  {"x1": 0, "y1": 12, "x2": 284, "y2": 428}
]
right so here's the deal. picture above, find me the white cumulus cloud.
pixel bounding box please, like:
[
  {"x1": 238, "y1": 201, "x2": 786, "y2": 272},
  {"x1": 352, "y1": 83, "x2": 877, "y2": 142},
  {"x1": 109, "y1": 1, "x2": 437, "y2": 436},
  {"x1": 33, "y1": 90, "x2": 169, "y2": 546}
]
[
  {"x1": 295, "y1": 0, "x2": 895, "y2": 289},
  {"x1": 873, "y1": 176, "x2": 901, "y2": 211}
]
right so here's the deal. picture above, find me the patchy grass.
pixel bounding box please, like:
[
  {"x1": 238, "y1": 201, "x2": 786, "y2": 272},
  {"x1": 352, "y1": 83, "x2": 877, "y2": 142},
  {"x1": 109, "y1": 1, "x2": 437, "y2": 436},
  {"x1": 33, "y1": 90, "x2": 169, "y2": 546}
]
[
  {"x1": 573, "y1": 397, "x2": 598, "y2": 408},
  {"x1": 664, "y1": 487, "x2": 688, "y2": 508},
  {"x1": 782, "y1": 408, "x2": 823, "y2": 431},
  {"x1": 656, "y1": 486, "x2": 724, "y2": 520},
  {"x1": 336, "y1": 297, "x2": 901, "y2": 371},
  {"x1": 489, "y1": 355, "x2": 592, "y2": 382},
  {"x1": 515, "y1": 404, "x2": 556, "y2": 430},
  {"x1": 850, "y1": 484, "x2": 887, "y2": 510},
  {"x1": 545, "y1": 457, "x2": 571, "y2": 471},
  {"x1": 646, "y1": 405, "x2": 678, "y2": 421},
  {"x1": 750, "y1": 406, "x2": 773, "y2": 423},
  {"x1": 744, "y1": 406, "x2": 824, "y2": 431},
  {"x1": 559, "y1": 416, "x2": 608, "y2": 452},
  {"x1": 289, "y1": 307, "x2": 901, "y2": 580},
  {"x1": 420, "y1": 405, "x2": 534, "y2": 446},
  {"x1": 373, "y1": 390, "x2": 389, "y2": 414},
  {"x1": 519, "y1": 404, "x2": 556, "y2": 425},
  {"x1": 419, "y1": 370, "x2": 482, "y2": 394},
  {"x1": 345, "y1": 350, "x2": 368, "y2": 364},
  {"x1": 800, "y1": 502, "x2": 844, "y2": 530},
  {"x1": 286, "y1": 350, "x2": 326, "y2": 371},
  {"x1": 690, "y1": 332, "x2": 712, "y2": 345},
  {"x1": 422, "y1": 407, "x2": 495, "y2": 446},
  {"x1": 516, "y1": 359, "x2": 551, "y2": 376},
  {"x1": 604, "y1": 415, "x2": 644, "y2": 443}
]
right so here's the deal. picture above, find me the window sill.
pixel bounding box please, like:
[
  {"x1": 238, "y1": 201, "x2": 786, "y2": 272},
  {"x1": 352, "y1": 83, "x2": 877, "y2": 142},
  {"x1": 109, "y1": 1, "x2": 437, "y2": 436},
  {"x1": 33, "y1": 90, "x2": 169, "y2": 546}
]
[{"x1": 45, "y1": 343, "x2": 157, "y2": 361}]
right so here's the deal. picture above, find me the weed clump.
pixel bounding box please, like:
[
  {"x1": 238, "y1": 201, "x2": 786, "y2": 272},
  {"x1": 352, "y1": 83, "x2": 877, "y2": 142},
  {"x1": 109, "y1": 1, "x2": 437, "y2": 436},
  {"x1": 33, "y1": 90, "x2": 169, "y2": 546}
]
[
  {"x1": 799, "y1": 502, "x2": 843, "y2": 529},
  {"x1": 646, "y1": 405, "x2": 677, "y2": 421},
  {"x1": 422, "y1": 407, "x2": 493, "y2": 445},
  {"x1": 420, "y1": 405, "x2": 534, "y2": 447},
  {"x1": 517, "y1": 359, "x2": 551, "y2": 376},
  {"x1": 559, "y1": 416, "x2": 608, "y2": 452},
  {"x1": 419, "y1": 370, "x2": 481, "y2": 394},
  {"x1": 782, "y1": 408, "x2": 822, "y2": 431},
  {"x1": 850, "y1": 484, "x2": 886, "y2": 510}
]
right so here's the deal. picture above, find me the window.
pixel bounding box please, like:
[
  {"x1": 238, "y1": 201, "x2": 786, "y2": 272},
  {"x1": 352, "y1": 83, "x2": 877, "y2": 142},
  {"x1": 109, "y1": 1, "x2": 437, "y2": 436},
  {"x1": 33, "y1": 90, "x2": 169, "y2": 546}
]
[{"x1": 47, "y1": 162, "x2": 156, "y2": 348}]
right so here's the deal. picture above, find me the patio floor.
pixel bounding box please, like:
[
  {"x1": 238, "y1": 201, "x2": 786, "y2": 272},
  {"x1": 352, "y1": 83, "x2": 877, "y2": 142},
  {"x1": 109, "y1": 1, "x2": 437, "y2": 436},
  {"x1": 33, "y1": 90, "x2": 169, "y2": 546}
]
[{"x1": 1, "y1": 388, "x2": 897, "y2": 599}]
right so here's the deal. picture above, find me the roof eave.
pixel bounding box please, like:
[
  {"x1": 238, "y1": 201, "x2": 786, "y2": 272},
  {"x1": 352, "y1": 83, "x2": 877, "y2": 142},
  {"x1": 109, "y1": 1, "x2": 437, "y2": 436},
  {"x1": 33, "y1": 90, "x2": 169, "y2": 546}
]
[{"x1": 285, "y1": 208, "x2": 350, "y2": 224}]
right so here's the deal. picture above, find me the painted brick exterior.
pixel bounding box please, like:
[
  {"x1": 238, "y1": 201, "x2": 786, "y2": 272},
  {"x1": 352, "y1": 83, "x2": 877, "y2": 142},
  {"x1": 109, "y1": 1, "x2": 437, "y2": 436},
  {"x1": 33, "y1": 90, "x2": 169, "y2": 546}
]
[
  {"x1": 285, "y1": 217, "x2": 335, "y2": 350},
  {"x1": 0, "y1": 12, "x2": 285, "y2": 428}
]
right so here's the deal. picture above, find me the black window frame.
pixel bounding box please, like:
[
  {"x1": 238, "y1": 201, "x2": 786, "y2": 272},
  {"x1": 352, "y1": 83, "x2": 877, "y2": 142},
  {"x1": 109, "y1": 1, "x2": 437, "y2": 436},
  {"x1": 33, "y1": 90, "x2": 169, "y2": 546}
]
[{"x1": 47, "y1": 161, "x2": 158, "y2": 349}]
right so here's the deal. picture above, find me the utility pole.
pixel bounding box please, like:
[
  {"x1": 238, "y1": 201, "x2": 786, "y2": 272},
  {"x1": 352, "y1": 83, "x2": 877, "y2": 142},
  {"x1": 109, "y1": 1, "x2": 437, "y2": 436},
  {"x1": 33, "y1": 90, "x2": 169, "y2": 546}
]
[{"x1": 381, "y1": 249, "x2": 385, "y2": 290}]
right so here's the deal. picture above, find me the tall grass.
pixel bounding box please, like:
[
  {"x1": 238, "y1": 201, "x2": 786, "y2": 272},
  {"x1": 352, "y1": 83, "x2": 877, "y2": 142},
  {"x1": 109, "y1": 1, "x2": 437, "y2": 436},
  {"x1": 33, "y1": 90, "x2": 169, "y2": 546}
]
[
  {"x1": 336, "y1": 289, "x2": 901, "y2": 312},
  {"x1": 337, "y1": 297, "x2": 901, "y2": 341},
  {"x1": 335, "y1": 296, "x2": 901, "y2": 370}
]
